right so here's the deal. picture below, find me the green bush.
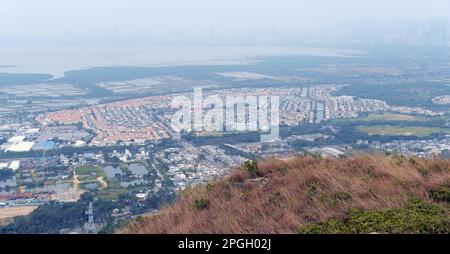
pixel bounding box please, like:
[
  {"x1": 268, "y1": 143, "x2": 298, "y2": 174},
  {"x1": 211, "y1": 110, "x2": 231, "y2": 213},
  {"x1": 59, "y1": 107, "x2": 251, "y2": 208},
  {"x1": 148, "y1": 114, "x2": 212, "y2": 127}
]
[
  {"x1": 307, "y1": 180, "x2": 319, "y2": 197},
  {"x1": 418, "y1": 167, "x2": 431, "y2": 177},
  {"x1": 311, "y1": 153, "x2": 322, "y2": 160},
  {"x1": 298, "y1": 199, "x2": 450, "y2": 234},
  {"x1": 194, "y1": 198, "x2": 210, "y2": 210},
  {"x1": 429, "y1": 187, "x2": 450, "y2": 203},
  {"x1": 243, "y1": 160, "x2": 260, "y2": 178},
  {"x1": 365, "y1": 166, "x2": 376, "y2": 179},
  {"x1": 332, "y1": 191, "x2": 352, "y2": 202}
]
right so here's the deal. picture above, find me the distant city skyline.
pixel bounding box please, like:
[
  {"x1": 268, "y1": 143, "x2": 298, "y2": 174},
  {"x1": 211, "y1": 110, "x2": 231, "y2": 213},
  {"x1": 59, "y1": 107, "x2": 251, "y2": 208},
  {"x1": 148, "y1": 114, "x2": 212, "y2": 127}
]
[{"x1": 1, "y1": 0, "x2": 449, "y2": 47}]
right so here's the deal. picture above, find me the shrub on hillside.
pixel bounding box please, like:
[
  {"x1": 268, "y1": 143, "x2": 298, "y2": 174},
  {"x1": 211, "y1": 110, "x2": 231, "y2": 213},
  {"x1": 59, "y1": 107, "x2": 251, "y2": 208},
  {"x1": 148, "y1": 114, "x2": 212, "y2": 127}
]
[
  {"x1": 243, "y1": 160, "x2": 260, "y2": 178},
  {"x1": 429, "y1": 187, "x2": 450, "y2": 203},
  {"x1": 298, "y1": 199, "x2": 450, "y2": 234},
  {"x1": 194, "y1": 198, "x2": 210, "y2": 210}
]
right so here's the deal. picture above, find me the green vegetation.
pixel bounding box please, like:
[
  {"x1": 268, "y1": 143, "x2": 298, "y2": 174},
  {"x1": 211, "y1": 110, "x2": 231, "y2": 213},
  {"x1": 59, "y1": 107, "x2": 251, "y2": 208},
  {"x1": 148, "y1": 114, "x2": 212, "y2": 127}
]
[
  {"x1": 298, "y1": 199, "x2": 450, "y2": 234},
  {"x1": 194, "y1": 198, "x2": 210, "y2": 210},
  {"x1": 96, "y1": 188, "x2": 127, "y2": 201},
  {"x1": 0, "y1": 192, "x2": 125, "y2": 234},
  {"x1": 319, "y1": 191, "x2": 353, "y2": 208},
  {"x1": 119, "y1": 163, "x2": 130, "y2": 173},
  {"x1": 307, "y1": 180, "x2": 319, "y2": 197},
  {"x1": 96, "y1": 179, "x2": 127, "y2": 201},
  {"x1": 332, "y1": 191, "x2": 352, "y2": 202},
  {"x1": 75, "y1": 165, "x2": 105, "y2": 180},
  {"x1": 243, "y1": 160, "x2": 260, "y2": 178},
  {"x1": 357, "y1": 125, "x2": 450, "y2": 137},
  {"x1": 360, "y1": 113, "x2": 423, "y2": 122},
  {"x1": 0, "y1": 193, "x2": 93, "y2": 234},
  {"x1": 418, "y1": 167, "x2": 431, "y2": 177},
  {"x1": 429, "y1": 187, "x2": 450, "y2": 203},
  {"x1": 333, "y1": 112, "x2": 424, "y2": 123},
  {"x1": 335, "y1": 81, "x2": 450, "y2": 109}
]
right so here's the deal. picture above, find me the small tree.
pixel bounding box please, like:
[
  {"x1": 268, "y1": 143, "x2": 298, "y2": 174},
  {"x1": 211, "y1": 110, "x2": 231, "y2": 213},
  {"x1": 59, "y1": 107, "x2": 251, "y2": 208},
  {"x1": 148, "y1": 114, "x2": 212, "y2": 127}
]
[{"x1": 244, "y1": 160, "x2": 259, "y2": 178}]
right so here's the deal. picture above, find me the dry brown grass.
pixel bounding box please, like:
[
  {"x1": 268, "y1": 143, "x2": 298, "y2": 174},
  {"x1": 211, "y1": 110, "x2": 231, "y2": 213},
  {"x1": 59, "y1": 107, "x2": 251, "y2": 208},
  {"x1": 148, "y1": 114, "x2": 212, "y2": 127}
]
[
  {"x1": 0, "y1": 206, "x2": 38, "y2": 220},
  {"x1": 121, "y1": 154, "x2": 450, "y2": 234}
]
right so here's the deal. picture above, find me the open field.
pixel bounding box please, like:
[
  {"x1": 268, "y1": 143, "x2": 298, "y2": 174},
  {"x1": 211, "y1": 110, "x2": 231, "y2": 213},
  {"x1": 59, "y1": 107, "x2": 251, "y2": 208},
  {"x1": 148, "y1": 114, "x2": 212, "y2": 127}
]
[
  {"x1": 357, "y1": 125, "x2": 450, "y2": 137},
  {"x1": 332, "y1": 112, "x2": 426, "y2": 123},
  {"x1": 96, "y1": 187, "x2": 127, "y2": 201},
  {"x1": 75, "y1": 165, "x2": 105, "y2": 176},
  {"x1": 94, "y1": 178, "x2": 127, "y2": 201},
  {"x1": 75, "y1": 165, "x2": 105, "y2": 181},
  {"x1": 362, "y1": 112, "x2": 424, "y2": 121},
  {"x1": 0, "y1": 218, "x2": 13, "y2": 227},
  {"x1": 0, "y1": 206, "x2": 37, "y2": 220}
]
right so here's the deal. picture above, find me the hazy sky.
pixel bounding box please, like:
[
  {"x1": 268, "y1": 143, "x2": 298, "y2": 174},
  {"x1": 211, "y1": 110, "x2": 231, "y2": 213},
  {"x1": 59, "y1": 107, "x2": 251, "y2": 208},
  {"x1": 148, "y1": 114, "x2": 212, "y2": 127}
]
[{"x1": 1, "y1": 0, "x2": 450, "y2": 45}]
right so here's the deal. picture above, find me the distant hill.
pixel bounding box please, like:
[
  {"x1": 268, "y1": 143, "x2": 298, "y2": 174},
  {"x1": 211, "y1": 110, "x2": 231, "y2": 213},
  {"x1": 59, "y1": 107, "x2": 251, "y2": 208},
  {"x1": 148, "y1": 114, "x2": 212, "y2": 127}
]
[{"x1": 121, "y1": 154, "x2": 450, "y2": 234}]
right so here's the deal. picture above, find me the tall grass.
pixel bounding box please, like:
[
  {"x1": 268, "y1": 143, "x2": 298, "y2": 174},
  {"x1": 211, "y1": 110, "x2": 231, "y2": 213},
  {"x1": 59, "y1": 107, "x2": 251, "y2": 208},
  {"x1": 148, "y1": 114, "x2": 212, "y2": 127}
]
[{"x1": 121, "y1": 154, "x2": 449, "y2": 234}]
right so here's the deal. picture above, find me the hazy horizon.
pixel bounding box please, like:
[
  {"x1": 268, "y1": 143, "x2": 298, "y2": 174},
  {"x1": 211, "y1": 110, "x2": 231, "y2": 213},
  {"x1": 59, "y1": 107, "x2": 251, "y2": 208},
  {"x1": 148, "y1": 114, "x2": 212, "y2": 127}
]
[{"x1": 1, "y1": 0, "x2": 450, "y2": 46}]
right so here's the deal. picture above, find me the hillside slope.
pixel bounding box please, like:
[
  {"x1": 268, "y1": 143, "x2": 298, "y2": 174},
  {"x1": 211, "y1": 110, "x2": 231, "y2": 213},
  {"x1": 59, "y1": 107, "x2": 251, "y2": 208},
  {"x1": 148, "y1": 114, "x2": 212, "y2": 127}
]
[{"x1": 122, "y1": 154, "x2": 450, "y2": 234}]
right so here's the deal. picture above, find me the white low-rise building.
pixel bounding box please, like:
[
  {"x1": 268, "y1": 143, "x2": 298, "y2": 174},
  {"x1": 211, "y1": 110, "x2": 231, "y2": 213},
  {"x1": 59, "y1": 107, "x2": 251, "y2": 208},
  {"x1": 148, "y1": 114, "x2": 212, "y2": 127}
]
[
  {"x1": 8, "y1": 135, "x2": 26, "y2": 143},
  {"x1": 135, "y1": 193, "x2": 148, "y2": 200},
  {"x1": 0, "y1": 162, "x2": 9, "y2": 169},
  {"x1": 74, "y1": 140, "x2": 86, "y2": 147},
  {"x1": 25, "y1": 128, "x2": 40, "y2": 134},
  {"x1": 5, "y1": 141, "x2": 35, "y2": 152},
  {"x1": 8, "y1": 160, "x2": 21, "y2": 171}
]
